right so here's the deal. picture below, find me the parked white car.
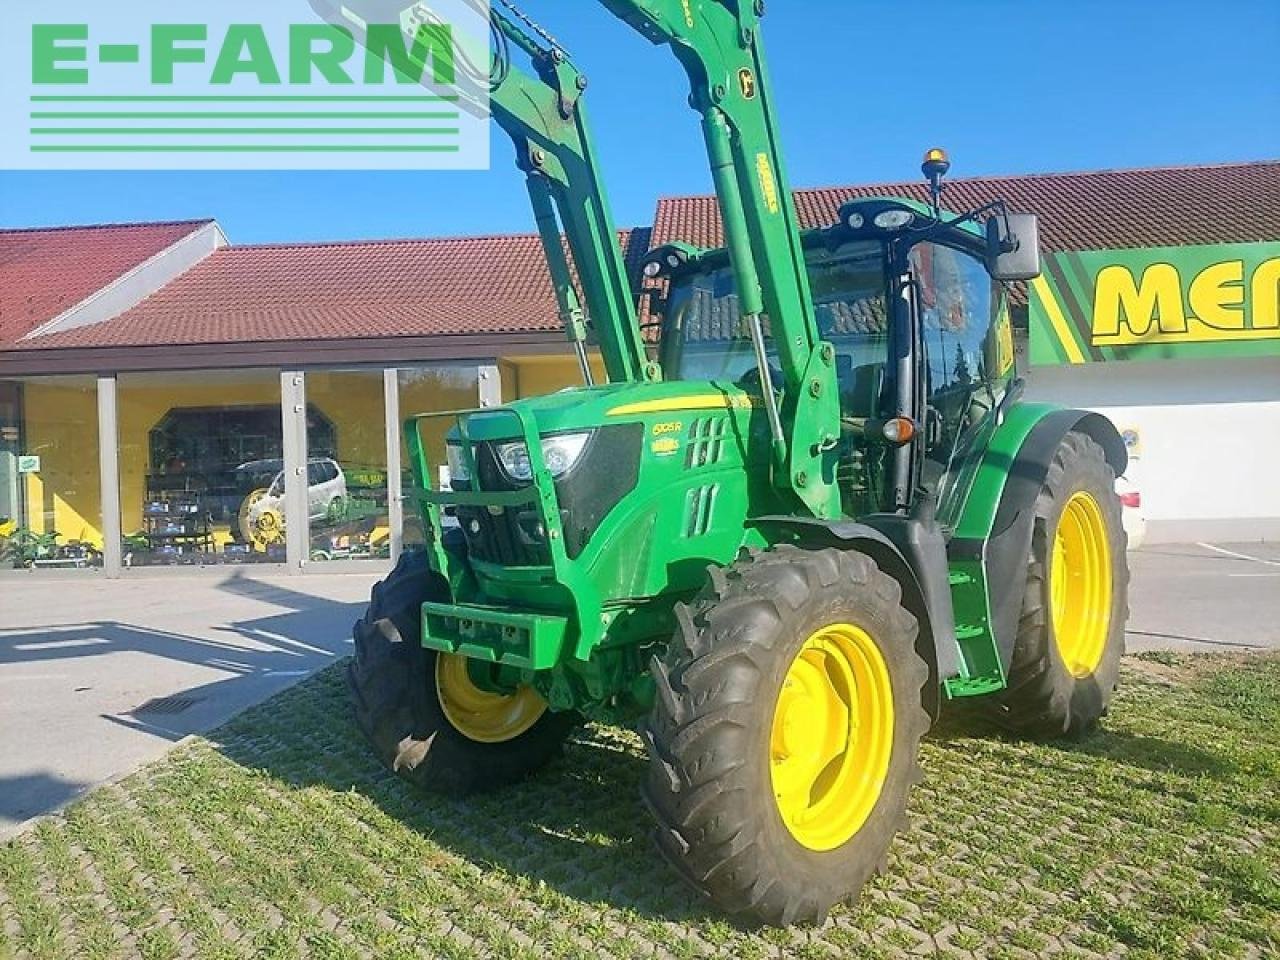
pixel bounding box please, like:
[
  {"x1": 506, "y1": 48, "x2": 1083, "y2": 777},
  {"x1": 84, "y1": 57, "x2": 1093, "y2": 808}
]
[
  {"x1": 238, "y1": 458, "x2": 349, "y2": 547},
  {"x1": 1115, "y1": 474, "x2": 1146, "y2": 550}
]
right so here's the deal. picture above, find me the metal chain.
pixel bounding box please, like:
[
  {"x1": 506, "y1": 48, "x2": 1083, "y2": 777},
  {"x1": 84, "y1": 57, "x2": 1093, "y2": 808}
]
[{"x1": 494, "y1": 0, "x2": 567, "y2": 55}]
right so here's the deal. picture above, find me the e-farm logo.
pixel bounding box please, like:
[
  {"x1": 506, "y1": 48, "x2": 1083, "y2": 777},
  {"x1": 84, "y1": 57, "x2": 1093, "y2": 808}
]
[{"x1": 1, "y1": 1, "x2": 490, "y2": 170}]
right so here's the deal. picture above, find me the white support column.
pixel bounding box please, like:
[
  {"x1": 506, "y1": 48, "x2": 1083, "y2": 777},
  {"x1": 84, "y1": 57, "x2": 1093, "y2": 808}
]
[
  {"x1": 477, "y1": 364, "x2": 501, "y2": 409},
  {"x1": 383, "y1": 368, "x2": 404, "y2": 564},
  {"x1": 96, "y1": 376, "x2": 123, "y2": 579},
  {"x1": 281, "y1": 371, "x2": 309, "y2": 575}
]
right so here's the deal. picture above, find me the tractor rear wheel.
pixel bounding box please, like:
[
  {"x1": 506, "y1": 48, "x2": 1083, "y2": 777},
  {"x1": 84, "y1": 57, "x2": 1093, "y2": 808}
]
[
  {"x1": 991, "y1": 431, "x2": 1128, "y2": 737},
  {"x1": 644, "y1": 546, "x2": 929, "y2": 926},
  {"x1": 347, "y1": 547, "x2": 575, "y2": 795}
]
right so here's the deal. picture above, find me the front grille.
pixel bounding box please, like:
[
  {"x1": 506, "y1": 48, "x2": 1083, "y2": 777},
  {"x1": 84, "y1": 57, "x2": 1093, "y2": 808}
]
[
  {"x1": 452, "y1": 424, "x2": 643, "y2": 565},
  {"x1": 455, "y1": 504, "x2": 553, "y2": 566},
  {"x1": 454, "y1": 443, "x2": 552, "y2": 566}
]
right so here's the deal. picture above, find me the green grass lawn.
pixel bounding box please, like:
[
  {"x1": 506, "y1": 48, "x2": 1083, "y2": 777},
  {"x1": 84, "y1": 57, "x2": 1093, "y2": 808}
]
[{"x1": 2, "y1": 652, "x2": 1277, "y2": 960}]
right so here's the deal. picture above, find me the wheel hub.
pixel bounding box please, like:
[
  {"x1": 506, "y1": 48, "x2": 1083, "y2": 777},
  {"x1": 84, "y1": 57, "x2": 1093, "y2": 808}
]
[
  {"x1": 1050, "y1": 491, "x2": 1113, "y2": 678},
  {"x1": 769, "y1": 624, "x2": 894, "y2": 852},
  {"x1": 435, "y1": 653, "x2": 547, "y2": 743}
]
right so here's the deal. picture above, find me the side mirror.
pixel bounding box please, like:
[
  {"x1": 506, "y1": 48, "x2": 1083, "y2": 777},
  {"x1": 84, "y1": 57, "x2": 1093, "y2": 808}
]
[{"x1": 986, "y1": 213, "x2": 1041, "y2": 281}]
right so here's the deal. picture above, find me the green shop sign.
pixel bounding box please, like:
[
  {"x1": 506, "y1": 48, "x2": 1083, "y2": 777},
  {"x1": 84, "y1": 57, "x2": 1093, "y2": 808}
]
[{"x1": 1029, "y1": 241, "x2": 1280, "y2": 365}]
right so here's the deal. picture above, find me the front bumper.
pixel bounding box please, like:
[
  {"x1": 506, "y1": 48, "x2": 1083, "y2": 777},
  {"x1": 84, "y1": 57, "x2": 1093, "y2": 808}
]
[
  {"x1": 421, "y1": 600, "x2": 569, "y2": 670},
  {"x1": 405, "y1": 405, "x2": 602, "y2": 666}
]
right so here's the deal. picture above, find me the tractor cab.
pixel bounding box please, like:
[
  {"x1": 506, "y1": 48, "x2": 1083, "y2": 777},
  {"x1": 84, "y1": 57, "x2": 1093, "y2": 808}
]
[{"x1": 647, "y1": 191, "x2": 1039, "y2": 520}]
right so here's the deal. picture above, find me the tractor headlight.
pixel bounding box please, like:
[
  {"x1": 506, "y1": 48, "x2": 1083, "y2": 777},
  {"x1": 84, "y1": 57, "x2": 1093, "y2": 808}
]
[
  {"x1": 445, "y1": 442, "x2": 471, "y2": 485},
  {"x1": 874, "y1": 208, "x2": 915, "y2": 230},
  {"x1": 495, "y1": 431, "x2": 593, "y2": 482}
]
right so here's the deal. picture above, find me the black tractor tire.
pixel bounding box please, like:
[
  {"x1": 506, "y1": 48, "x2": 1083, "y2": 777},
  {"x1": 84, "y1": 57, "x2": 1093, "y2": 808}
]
[
  {"x1": 347, "y1": 546, "x2": 576, "y2": 796},
  {"x1": 643, "y1": 545, "x2": 930, "y2": 926},
  {"x1": 990, "y1": 431, "x2": 1128, "y2": 738}
]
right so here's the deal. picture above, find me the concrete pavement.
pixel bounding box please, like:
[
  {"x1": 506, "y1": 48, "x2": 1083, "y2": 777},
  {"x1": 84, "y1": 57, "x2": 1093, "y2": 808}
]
[
  {"x1": 1, "y1": 541, "x2": 1277, "y2": 839},
  {"x1": 1125, "y1": 541, "x2": 1280, "y2": 653},
  {"x1": 0, "y1": 567, "x2": 382, "y2": 839}
]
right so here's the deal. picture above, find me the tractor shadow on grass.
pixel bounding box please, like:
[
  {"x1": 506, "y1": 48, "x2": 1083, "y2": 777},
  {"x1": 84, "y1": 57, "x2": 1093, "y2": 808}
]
[
  {"x1": 210, "y1": 667, "x2": 726, "y2": 926},
  {"x1": 206, "y1": 665, "x2": 1239, "y2": 929},
  {"x1": 929, "y1": 706, "x2": 1235, "y2": 781}
]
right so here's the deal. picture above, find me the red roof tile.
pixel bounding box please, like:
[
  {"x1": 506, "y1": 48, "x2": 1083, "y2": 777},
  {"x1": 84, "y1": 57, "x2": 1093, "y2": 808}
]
[
  {"x1": 0, "y1": 220, "x2": 213, "y2": 344},
  {"x1": 18, "y1": 227, "x2": 651, "y2": 350},
  {"x1": 653, "y1": 161, "x2": 1280, "y2": 253},
  {"x1": 7, "y1": 161, "x2": 1277, "y2": 353}
]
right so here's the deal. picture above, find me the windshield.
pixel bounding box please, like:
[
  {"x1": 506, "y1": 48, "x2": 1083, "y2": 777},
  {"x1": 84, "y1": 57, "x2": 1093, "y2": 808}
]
[{"x1": 661, "y1": 241, "x2": 889, "y2": 415}]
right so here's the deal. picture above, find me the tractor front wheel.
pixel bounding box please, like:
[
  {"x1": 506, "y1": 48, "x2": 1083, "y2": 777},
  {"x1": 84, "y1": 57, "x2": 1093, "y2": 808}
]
[
  {"x1": 644, "y1": 546, "x2": 929, "y2": 926},
  {"x1": 991, "y1": 431, "x2": 1128, "y2": 737},
  {"x1": 347, "y1": 548, "x2": 575, "y2": 795}
]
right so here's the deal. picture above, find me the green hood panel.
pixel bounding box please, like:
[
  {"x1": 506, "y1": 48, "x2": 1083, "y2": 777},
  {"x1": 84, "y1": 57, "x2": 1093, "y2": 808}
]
[{"x1": 459, "y1": 380, "x2": 760, "y2": 440}]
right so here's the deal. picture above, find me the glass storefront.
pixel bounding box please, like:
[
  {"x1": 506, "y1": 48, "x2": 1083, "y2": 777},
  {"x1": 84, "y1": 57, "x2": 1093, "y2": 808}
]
[
  {"x1": 0, "y1": 376, "x2": 102, "y2": 571},
  {"x1": 304, "y1": 370, "x2": 390, "y2": 563},
  {"x1": 0, "y1": 362, "x2": 500, "y2": 575},
  {"x1": 117, "y1": 370, "x2": 285, "y2": 567},
  {"x1": 398, "y1": 366, "x2": 481, "y2": 547}
]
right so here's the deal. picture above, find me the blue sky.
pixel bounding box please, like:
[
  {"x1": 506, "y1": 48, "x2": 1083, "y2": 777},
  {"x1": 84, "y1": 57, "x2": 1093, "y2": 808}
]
[{"x1": 1, "y1": 0, "x2": 1276, "y2": 244}]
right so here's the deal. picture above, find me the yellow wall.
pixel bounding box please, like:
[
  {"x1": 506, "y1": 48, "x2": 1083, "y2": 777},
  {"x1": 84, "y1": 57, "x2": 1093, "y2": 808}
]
[
  {"x1": 500, "y1": 353, "x2": 605, "y2": 403},
  {"x1": 21, "y1": 380, "x2": 102, "y2": 547},
  {"x1": 399, "y1": 368, "x2": 483, "y2": 472},
  {"x1": 305, "y1": 371, "x2": 385, "y2": 467}
]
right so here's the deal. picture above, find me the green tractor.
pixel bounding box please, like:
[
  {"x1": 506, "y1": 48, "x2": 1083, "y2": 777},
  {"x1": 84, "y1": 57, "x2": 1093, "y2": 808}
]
[{"x1": 324, "y1": 0, "x2": 1129, "y2": 925}]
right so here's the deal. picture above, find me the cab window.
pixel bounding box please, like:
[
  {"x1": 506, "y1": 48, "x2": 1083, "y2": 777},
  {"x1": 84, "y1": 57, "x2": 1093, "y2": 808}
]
[
  {"x1": 908, "y1": 241, "x2": 1013, "y2": 477},
  {"x1": 662, "y1": 241, "x2": 890, "y2": 420}
]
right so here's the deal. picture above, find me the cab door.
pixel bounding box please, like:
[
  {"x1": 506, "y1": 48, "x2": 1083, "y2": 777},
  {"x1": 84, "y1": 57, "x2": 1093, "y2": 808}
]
[{"x1": 905, "y1": 240, "x2": 1015, "y2": 522}]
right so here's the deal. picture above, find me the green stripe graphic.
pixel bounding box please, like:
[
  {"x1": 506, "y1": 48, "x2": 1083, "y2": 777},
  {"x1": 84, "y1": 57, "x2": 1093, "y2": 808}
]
[
  {"x1": 31, "y1": 111, "x2": 458, "y2": 120},
  {"x1": 97, "y1": 45, "x2": 140, "y2": 64},
  {"x1": 31, "y1": 145, "x2": 462, "y2": 153},
  {"x1": 32, "y1": 128, "x2": 460, "y2": 136},
  {"x1": 30, "y1": 95, "x2": 458, "y2": 103}
]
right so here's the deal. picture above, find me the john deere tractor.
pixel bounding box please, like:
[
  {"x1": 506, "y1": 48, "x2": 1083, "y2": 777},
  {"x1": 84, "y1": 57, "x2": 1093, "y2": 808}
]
[{"x1": 322, "y1": 0, "x2": 1129, "y2": 925}]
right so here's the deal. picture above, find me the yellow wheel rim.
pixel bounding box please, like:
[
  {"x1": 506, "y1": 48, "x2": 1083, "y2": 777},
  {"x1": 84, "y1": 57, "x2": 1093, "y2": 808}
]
[
  {"x1": 434, "y1": 654, "x2": 547, "y2": 743},
  {"x1": 769, "y1": 623, "x2": 895, "y2": 852},
  {"x1": 1050, "y1": 491, "x2": 1113, "y2": 678},
  {"x1": 239, "y1": 488, "x2": 284, "y2": 550}
]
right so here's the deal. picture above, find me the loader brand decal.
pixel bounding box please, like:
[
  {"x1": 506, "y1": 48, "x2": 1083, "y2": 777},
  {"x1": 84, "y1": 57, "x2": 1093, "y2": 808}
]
[
  {"x1": 1029, "y1": 242, "x2": 1280, "y2": 365},
  {"x1": 681, "y1": 0, "x2": 697, "y2": 30},
  {"x1": 738, "y1": 68, "x2": 757, "y2": 100},
  {"x1": 1, "y1": 0, "x2": 491, "y2": 170},
  {"x1": 756, "y1": 153, "x2": 781, "y2": 215},
  {"x1": 651, "y1": 437, "x2": 681, "y2": 456}
]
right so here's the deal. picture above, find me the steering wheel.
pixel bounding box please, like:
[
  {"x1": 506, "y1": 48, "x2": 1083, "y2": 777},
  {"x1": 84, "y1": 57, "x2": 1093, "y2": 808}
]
[{"x1": 738, "y1": 364, "x2": 785, "y2": 394}]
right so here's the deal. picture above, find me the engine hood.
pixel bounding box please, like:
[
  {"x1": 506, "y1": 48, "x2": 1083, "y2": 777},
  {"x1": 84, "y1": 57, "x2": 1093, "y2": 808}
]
[{"x1": 457, "y1": 379, "x2": 759, "y2": 441}]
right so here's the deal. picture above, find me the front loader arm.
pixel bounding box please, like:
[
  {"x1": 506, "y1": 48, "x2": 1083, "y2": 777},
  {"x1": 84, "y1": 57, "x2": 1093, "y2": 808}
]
[
  {"x1": 308, "y1": 1, "x2": 655, "y2": 386},
  {"x1": 595, "y1": 0, "x2": 841, "y2": 517}
]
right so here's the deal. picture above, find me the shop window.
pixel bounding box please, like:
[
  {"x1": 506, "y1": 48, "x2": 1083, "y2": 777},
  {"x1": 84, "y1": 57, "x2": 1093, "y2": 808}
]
[
  {"x1": 0, "y1": 377, "x2": 102, "y2": 571},
  {"x1": 499, "y1": 355, "x2": 599, "y2": 402},
  {"x1": 398, "y1": 367, "x2": 481, "y2": 547},
  {"x1": 304, "y1": 370, "x2": 390, "y2": 563},
  {"x1": 118, "y1": 371, "x2": 285, "y2": 567}
]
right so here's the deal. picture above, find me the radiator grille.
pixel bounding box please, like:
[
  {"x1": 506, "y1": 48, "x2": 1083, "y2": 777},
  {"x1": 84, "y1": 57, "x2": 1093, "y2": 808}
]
[
  {"x1": 684, "y1": 484, "x2": 719, "y2": 538},
  {"x1": 685, "y1": 417, "x2": 729, "y2": 469}
]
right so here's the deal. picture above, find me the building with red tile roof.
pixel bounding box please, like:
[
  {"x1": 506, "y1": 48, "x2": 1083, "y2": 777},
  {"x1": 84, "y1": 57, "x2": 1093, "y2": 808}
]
[
  {"x1": 2, "y1": 161, "x2": 1275, "y2": 370},
  {"x1": 0, "y1": 160, "x2": 1275, "y2": 561},
  {"x1": 0, "y1": 220, "x2": 224, "y2": 345}
]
